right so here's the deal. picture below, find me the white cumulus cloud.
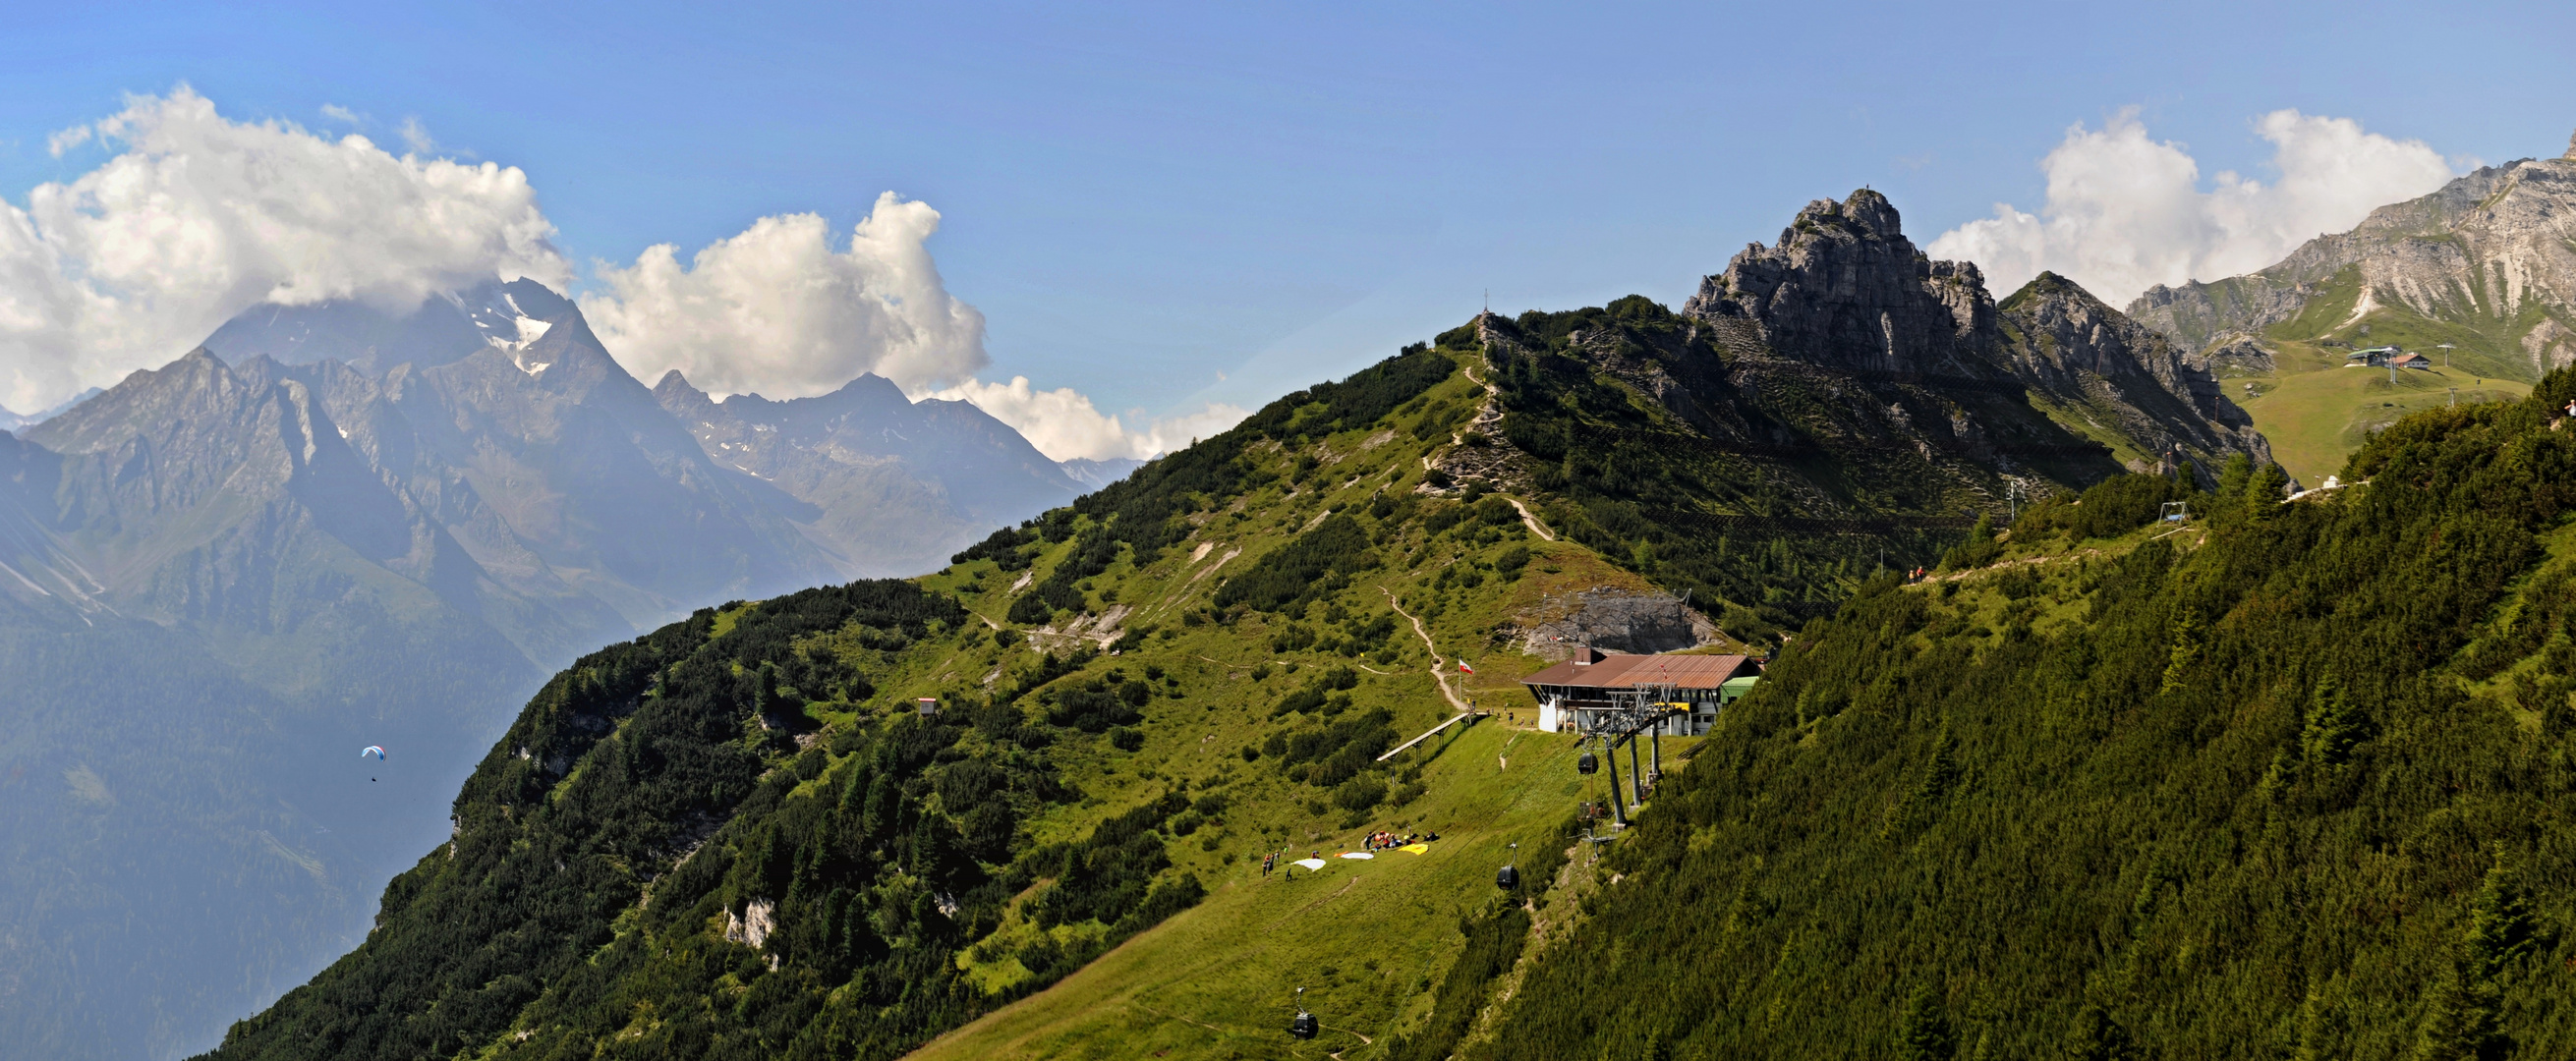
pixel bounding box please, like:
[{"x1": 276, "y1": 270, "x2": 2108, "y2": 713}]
[
  {"x1": 0, "y1": 86, "x2": 569, "y2": 413},
  {"x1": 44, "y1": 125, "x2": 90, "y2": 157},
  {"x1": 2, "y1": 87, "x2": 1209, "y2": 464},
  {"x1": 580, "y1": 196, "x2": 1237, "y2": 461},
  {"x1": 932, "y1": 375, "x2": 1247, "y2": 462},
  {"x1": 1926, "y1": 109, "x2": 2462, "y2": 307},
  {"x1": 580, "y1": 195, "x2": 990, "y2": 399}
]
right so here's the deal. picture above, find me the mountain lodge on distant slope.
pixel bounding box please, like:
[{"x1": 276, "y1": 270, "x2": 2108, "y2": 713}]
[{"x1": 1520, "y1": 647, "x2": 1759, "y2": 736}]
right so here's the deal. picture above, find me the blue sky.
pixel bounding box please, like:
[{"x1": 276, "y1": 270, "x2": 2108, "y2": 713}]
[{"x1": 5, "y1": 1, "x2": 2572, "y2": 452}]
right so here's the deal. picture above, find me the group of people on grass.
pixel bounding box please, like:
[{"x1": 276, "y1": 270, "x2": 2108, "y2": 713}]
[
  {"x1": 1361, "y1": 829, "x2": 1418, "y2": 851},
  {"x1": 1257, "y1": 828, "x2": 1443, "y2": 880}
]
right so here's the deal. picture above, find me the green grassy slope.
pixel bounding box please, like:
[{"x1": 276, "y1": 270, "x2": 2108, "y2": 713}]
[
  {"x1": 191, "y1": 340, "x2": 1688, "y2": 1061},
  {"x1": 906, "y1": 724, "x2": 1602, "y2": 1061},
  {"x1": 2220, "y1": 267, "x2": 2547, "y2": 487},
  {"x1": 1471, "y1": 374, "x2": 2576, "y2": 1059}
]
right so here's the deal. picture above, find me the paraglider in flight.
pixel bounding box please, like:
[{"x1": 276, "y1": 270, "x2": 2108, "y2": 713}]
[{"x1": 361, "y1": 746, "x2": 385, "y2": 759}]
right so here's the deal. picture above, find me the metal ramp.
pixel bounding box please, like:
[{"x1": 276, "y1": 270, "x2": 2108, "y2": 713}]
[{"x1": 1377, "y1": 710, "x2": 1487, "y2": 762}]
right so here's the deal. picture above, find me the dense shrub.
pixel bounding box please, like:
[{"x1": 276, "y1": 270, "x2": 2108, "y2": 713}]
[
  {"x1": 1479, "y1": 377, "x2": 2576, "y2": 1059},
  {"x1": 1213, "y1": 514, "x2": 1378, "y2": 614}
]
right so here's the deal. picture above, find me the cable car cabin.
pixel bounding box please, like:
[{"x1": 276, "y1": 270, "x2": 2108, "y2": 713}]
[
  {"x1": 1576, "y1": 750, "x2": 1598, "y2": 775},
  {"x1": 1290, "y1": 1012, "x2": 1318, "y2": 1039},
  {"x1": 1520, "y1": 647, "x2": 1759, "y2": 736},
  {"x1": 1496, "y1": 864, "x2": 1519, "y2": 890}
]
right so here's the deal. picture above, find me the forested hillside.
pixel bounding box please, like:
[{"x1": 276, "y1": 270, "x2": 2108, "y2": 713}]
[
  {"x1": 1477, "y1": 371, "x2": 2576, "y2": 1059},
  {"x1": 198, "y1": 341, "x2": 1534, "y2": 1060}
]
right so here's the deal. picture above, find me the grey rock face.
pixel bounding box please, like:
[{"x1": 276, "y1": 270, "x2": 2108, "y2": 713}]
[
  {"x1": 1684, "y1": 191, "x2": 1993, "y2": 375},
  {"x1": 2128, "y1": 145, "x2": 2576, "y2": 374},
  {"x1": 2202, "y1": 336, "x2": 2278, "y2": 374},
  {"x1": 1513, "y1": 586, "x2": 1716, "y2": 659},
  {"x1": 1673, "y1": 190, "x2": 2268, "y2": 478},
  {"x1": 2000, "y1": 273, "x2": 2271, "y2": 471}
]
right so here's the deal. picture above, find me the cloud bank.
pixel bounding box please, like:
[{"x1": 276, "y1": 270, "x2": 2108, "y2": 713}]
[
  {"x1": 0, "y1": 87, "x2": 568, "y2": 413},
  {"x1": 1926, "y1": 110, "x2": 2461, "y2": 307},
  {"x1": 575, "y1": 195, "x2": 1241, "y2": 459},
  {"x1": 0, "y1": 88, "x2": 1229, "y2": 461},
  {"x1": 579, "y1": 196, "x2": 991, "y2": 399},
  {"x1": 931, "y1": 376, "x2": 1247, "y2": 462}
]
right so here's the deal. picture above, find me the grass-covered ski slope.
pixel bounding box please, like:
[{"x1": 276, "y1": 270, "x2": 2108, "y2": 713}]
[
  {"x1": 2210, "y1": 265, "x2": 2541, "y2": 487},
  {"x1": 906, "y1": 724, "x2": 1605, "y2": 1061},
  {"x1": 192, "y1": 338, "x2": 1727, "y2": 1061},
  {"x1": 1470, "y1": 377, "x2": 2576, "y2": 1060}
]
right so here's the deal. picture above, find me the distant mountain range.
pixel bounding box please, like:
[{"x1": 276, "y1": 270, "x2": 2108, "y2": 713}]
[
  {"x1": 2130, "y1": 134, "x2": 2576, "y2": 372},
  {"x1": 2113, "y1": 132, "x2": 2576, "y2": 485},
  {"x1": 0, "y1": 280, "x2": 1087, "y2": 1060},
  {"x1": 0, "y1": 386, "x2": 102, "y2": 433}
]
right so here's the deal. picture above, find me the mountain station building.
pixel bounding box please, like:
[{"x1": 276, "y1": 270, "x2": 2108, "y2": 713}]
[{"x1": 1519, "y1": 648, "x2": 1760, "y2": 737}]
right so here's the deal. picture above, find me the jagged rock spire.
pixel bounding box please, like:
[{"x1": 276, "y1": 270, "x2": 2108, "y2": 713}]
[{"x1": 1682, "y1": 190, "x2": 1994, "y2": 375}]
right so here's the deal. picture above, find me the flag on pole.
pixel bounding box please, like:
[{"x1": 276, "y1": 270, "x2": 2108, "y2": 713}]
[{"x1": 1457, "y1": 659, "x2": 1475, "y2": 674}]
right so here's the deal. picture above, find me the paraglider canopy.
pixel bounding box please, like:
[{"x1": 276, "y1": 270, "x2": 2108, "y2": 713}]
[{"x1": 361, "y1": 746, "x2": 385, "y2": 759}]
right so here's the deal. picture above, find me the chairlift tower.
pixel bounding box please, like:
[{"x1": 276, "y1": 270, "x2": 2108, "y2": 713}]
[{"x1": 1575, "y1": 684, "x2": 1688, "y2": 826}]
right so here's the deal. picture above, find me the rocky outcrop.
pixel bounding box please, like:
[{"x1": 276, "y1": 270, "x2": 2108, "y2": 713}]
[
  {"x1": 2126, "y1": 277, "x2": 2319, "y2": 357},
  {"x1": 2129, "y1": 133, "x2": 2576, "y2": 376},
  {"x1": 2202, "y1": 335, "x2": 2277, "y2": 374},
  {"x1": 1684, "y1": 191, "x2": 1995, "y2": 377},
  {"x1": 1671, "y1": 190, "x2": 2269, "y2": 478},
  {"x1": 1511, "y1": 586, "x2": 1717, "y2": 660},
  {"x1": 2000, "y1": 273, "x2": 2271, "y2": 471}
]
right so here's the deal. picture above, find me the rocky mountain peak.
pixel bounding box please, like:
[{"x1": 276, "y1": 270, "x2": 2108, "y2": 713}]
[
  {"x1": 25, "y1": 346, "x2": 247, "y2": 455},
  {"x1": 650, "y1": 368, "x2": 714, "y2": 412},
  {"x1": 1999, "y1": 272, "x2": 2260, "y2": 455},
  {"x1": 2127, "y1": 134, "x2": 2576, "y2": 373},
  {"x1": 1661, "y1": 191, "x2": 2268, "y2": 477},
  {"x1": 1683, "y1": 189, "x2": 1994, "y2": 374}
]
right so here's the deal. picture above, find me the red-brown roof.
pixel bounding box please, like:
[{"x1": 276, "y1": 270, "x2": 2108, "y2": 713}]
[{"x1": 1521, "y1": 651, "x2": 1754, "y2": 692}]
